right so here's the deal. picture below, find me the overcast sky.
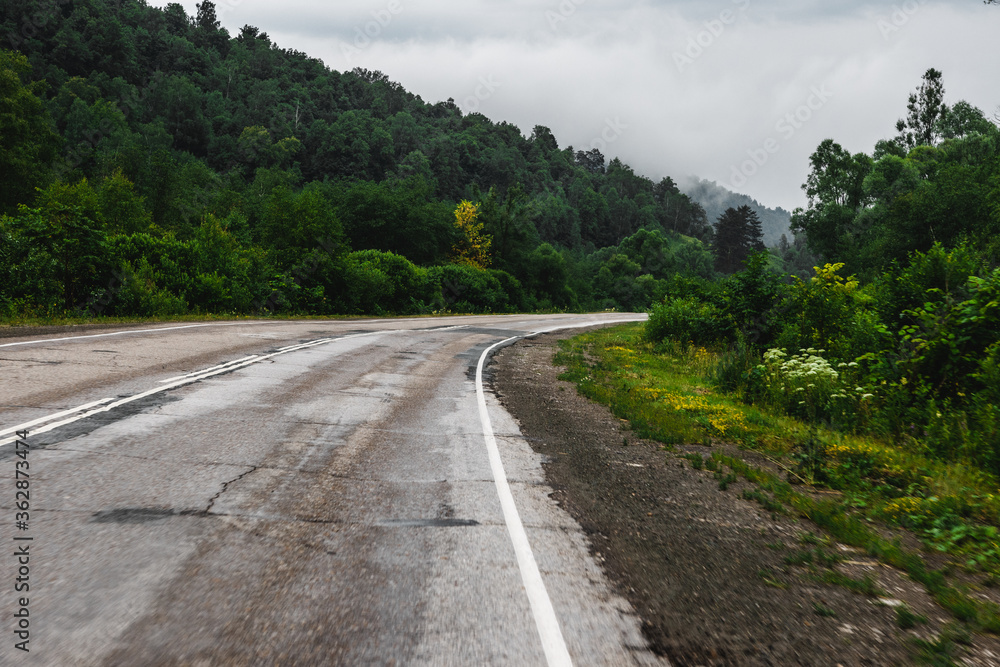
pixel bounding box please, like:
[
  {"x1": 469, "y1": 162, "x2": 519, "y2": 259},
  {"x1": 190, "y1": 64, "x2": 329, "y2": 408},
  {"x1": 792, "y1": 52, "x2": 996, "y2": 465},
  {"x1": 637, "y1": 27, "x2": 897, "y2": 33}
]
[{"x1": 155, "y1": 0, "x2": 999, "y2": 212}]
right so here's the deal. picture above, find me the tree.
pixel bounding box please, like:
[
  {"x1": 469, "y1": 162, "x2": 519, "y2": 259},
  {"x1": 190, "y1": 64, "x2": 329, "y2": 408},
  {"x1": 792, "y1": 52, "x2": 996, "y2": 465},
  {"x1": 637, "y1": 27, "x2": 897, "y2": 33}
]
[
  {"x1": 148, "y1": 74, "x2": 211, "y2": 156},
  {"x1": 4, "y1": 204, "x2": 108, "y2": 311},
  {"x1": 451, "y1": 200, "x2": 492, "y2": 269},
  {"x1": 0, "y1": 51, "x2": 61, "y2": 214},
  {"x1": 526, "y1": 243, "x2": 576, "y2": 308},
  {"x1": 936, "y1": 100, "x2": 999, "y2": 140},
  {"x1": 163, "y1": 3, "x2": 191, "y2": 37},
  {"x1": 195, "y1": 1, "x2": 221, "y2": 31},
  {"x1": 335, "y1": 177, "x2": 454, "y2": 265},
  {"x1": 790, "y1": 139, "x2": 872, "y2": 263},
  {"x1": 477, "y1": 184, "x2": 536, "y2": 276},
  {"x1": 260, "y1": 186, "x2": 346, "y2": 260},
  {"x1": 712, "y1": 205, "x2": 764, "y2": 274},
  {"x1": 530, "y1": 125, "x2": 558, "y2": 153},
  {"x1": 895, "y1": 68, "x2": 949, "y2": 151},
  {"x1": 574, "y1": 147, "x2": 605, "y2": 174},
  {"x1": 98, "y1": 170, "x2": 153, "y2": 235},
  {"x1": 194, "y1": 1, "x2": 230, "y2": 55}
]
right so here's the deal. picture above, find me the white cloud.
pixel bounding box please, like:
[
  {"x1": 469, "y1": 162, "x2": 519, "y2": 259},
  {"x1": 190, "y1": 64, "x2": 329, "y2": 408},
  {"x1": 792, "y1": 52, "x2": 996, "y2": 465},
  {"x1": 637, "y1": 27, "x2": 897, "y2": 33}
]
[{"x1": 158, "y1": 0, "x2": 1000, "y2": 211}]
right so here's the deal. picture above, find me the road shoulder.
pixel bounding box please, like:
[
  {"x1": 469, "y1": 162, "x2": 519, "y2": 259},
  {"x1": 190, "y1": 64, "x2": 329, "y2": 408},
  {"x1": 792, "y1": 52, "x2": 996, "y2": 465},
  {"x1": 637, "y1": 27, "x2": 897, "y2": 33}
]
[{"x1": 492, "y1": 329, "x2": 931, "y2": 666}]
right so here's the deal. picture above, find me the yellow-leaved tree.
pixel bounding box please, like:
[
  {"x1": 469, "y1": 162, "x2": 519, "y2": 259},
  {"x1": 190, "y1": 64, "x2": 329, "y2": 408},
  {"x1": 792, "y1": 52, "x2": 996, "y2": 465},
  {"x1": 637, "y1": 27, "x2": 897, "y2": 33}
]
[{"x1": 451, "y1": 200, "x2": 492, "y2": 268}]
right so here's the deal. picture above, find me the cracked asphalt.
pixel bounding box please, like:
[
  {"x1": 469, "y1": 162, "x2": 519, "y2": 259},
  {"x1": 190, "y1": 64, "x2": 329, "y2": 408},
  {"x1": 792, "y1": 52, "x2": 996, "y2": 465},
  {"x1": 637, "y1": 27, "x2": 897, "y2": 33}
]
[{"x1": 0, "y1": 315, "x2": 660, "y2": 666}]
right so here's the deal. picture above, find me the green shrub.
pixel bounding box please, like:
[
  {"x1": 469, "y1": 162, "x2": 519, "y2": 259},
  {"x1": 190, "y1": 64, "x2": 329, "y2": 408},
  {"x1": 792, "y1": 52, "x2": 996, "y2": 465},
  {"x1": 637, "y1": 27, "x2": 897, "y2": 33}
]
[
  {"x1": 873, "y1": 242, "x2": 984, "y2": 332},
  {"x1": 489, "y1": 269, "x2": 529, "y2": 312},
  {"x1": 645, "y1": 296, "x2": 733, "y2": 346},
  {"x1": 714, "y1": 337, "x2": 765, "y2": 397},
  {"x1": 898, "y1": 267, "x2": 1000, "y2": 402},
  {"x1": 107, "y1": 233, "x2": 197, "y2": 310},
  {"x1": 428, "y1": 264, "x2": 511, "y2": 313},
  {"x1": 113, "y1": 259, "x2": 188, "y2": 316},
  {"x1": 343, "y1": 258, "x2": 392, "y2": 315},
  {"x1": 775, "y1": 262, "x2": 872, "y2": 361},
  {"x1": 348, "y1": 250, "x2": 434, "y2": 313},
  {"x1": 722, "y1": 252, "x2": 788, "y2": 347}
]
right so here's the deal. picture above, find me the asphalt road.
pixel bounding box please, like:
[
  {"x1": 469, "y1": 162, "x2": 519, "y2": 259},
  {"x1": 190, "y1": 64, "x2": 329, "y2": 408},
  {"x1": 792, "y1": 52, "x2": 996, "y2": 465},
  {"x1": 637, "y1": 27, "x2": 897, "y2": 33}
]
[{"x1": 0, "y1": 314, "x2": 661, "y2": 666}]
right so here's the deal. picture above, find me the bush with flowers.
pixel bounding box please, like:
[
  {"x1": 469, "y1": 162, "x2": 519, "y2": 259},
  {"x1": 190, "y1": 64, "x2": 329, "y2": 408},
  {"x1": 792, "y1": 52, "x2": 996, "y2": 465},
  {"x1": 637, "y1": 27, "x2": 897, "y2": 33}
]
[
  {"x1": 644, "y1": 246, "x2": 1000, "y2": 476},
  {"x1": 758, "y1": 346, "x2": 876, "y2": 431}
]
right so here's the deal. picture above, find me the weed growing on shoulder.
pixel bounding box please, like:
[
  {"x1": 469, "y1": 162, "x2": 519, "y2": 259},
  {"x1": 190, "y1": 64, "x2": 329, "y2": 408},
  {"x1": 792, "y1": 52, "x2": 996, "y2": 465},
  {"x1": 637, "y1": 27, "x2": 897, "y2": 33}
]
[
  {"x1": 717, "y1": 471, "x2": 738, "y2": 491},
  {"x1": 743, "y1": 487, "x2": 785, "y2": 514},
  {"x1": 817, "y1": 570, "x2": 884, "y2": 597},
  {"x1": 784, "y1": 547, "x2": 842, "y2": 569},
  {"x1": 680, "y1": 452, "x2": 704, "y2": 470},
  {"x1": 791, "y1": 429, "x2": 828, "y2": 485},
  {"x1": 911, "y1": 623, "x2": 972, "y2": 666},
  {"x1": 896, "y1": 604, "x2": 929, "y2": 630},
  {"x1": 799, "y1": 531, "x2": 827, "y2": 546},
  {"x1": 783, "y1": 549, "x2": 815, "y2": 567},
  {"x1": 758, "y1": 568, "x2": 788, "y2": 589},
  {"x1": 812, "y1": 601, "x2": 837, "y2": 617}
]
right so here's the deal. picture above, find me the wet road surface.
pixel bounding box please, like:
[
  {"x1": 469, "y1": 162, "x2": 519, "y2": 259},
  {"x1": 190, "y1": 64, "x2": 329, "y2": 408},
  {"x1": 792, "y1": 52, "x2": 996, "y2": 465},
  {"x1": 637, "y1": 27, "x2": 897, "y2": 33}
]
[{"x1": 0, "y1": 314, "x2": 662, "y2": 666}]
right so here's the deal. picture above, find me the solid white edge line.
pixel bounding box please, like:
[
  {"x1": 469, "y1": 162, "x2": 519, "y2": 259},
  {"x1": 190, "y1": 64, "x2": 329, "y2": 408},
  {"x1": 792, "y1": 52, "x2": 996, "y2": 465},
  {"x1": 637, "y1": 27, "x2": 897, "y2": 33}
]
[{"x1": 476, "y1": 336, "x2": 574, "y2": 667}]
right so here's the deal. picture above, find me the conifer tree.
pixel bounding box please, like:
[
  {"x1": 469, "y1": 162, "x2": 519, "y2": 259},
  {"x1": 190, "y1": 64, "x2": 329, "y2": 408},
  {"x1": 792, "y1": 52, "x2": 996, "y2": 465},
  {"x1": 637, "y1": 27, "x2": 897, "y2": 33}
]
[{"x1": 712, "y1": 205, "x2": 764, "y2": 274}]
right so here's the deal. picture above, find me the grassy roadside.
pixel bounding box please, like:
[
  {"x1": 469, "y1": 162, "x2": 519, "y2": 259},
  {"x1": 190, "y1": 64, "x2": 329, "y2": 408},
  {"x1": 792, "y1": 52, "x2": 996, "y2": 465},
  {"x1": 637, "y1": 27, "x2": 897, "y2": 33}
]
[
  {"x1": 0, "y1": 310, "x2": 494, "y2": 336},
  {"x1": 0, "y1": 312, "x2": 262, "y2": 330},
  {"x1": 0, "y1": 307, "x2": 588, "y2": 332},
  {"x1": 556, "y1": 323, "x2": 1000, "y2": 658}
]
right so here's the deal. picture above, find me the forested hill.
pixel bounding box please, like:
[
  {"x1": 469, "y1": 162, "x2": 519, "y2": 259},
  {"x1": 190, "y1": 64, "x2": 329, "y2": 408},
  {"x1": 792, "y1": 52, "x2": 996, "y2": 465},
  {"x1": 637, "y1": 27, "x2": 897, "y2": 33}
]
[
  {"x1": 682, "y1": 178, "x2": 791, "y2": 247},
  {"x1": 0, "y1": 0, "x2": 750, "y2": 318}
]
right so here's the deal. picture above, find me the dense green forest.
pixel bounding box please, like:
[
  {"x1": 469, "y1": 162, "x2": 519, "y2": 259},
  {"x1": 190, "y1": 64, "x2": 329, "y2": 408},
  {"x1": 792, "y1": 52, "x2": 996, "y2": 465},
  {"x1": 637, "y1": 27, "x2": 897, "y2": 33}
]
[{"x1": 0, "y1": 0, "x2": 733, "y2": 319}]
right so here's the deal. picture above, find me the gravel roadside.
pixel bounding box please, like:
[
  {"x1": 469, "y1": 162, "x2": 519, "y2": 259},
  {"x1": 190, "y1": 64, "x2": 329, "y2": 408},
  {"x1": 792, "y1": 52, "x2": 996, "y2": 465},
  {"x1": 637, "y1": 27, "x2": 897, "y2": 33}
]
[{"x1": 491, "y1": 329, "x2": 953, "y2": 666}]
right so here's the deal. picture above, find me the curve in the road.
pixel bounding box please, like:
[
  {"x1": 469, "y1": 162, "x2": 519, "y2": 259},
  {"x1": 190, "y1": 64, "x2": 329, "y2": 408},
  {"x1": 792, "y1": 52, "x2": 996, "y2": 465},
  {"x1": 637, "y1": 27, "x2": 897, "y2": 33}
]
[
  {"x1": 0, "y1": 314, "x2": 652, "y2": 665},
  {"x1": 477, "y1": 335, "x2": 574, "y2": 667}
]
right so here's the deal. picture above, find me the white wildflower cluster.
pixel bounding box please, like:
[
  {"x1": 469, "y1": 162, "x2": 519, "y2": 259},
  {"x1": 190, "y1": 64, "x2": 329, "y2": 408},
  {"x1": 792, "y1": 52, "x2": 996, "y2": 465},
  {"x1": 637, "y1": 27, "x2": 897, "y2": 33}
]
[
  {"x1": 763, "y1": 348, "x2": 787, "y2": 364},
  {"x1": 771, "y1": 348, "x2": 839, "y2": 383},
  {"x1": 762, "y1": 348, "x2": 875, "y2": 403}
]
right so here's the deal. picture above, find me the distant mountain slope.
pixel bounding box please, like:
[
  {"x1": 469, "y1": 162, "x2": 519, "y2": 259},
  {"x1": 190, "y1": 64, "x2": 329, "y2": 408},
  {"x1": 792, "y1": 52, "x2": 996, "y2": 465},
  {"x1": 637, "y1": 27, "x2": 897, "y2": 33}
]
[{"x1": 682, "y1": 177, "x2": 792, "y2": 247}]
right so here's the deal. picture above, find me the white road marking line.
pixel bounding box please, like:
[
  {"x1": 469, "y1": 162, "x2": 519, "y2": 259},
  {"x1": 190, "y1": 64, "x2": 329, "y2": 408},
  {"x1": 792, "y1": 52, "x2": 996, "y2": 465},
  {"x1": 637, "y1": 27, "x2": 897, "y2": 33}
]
[
  {"x1": 0, "y1": 322, "x2": 268, "y2": 349},
  {"x1": 476, "y1": 337, "x2": 574, "y2": 667},
  {"x1": 0, "y1": 397, "x2": 116, "y2": 438},
  {"x1": 158, "y1": 355, "x2": 260, "y2": 383},
  {"x1": 0, "y1": 332, "x2": 393, "y2": 447}
]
